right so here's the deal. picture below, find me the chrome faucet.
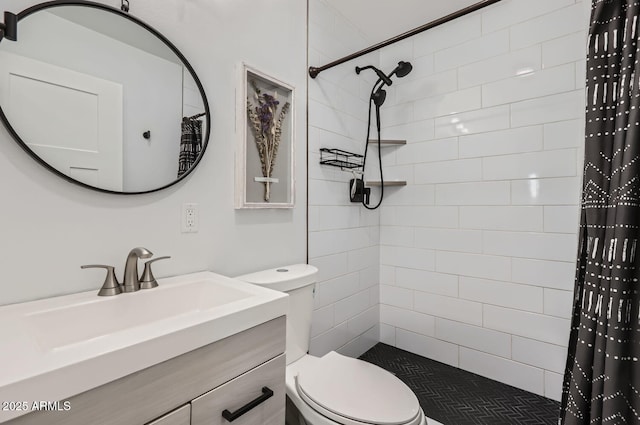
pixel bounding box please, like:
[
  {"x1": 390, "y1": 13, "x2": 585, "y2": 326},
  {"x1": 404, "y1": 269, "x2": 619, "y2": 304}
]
[{"x1": 123, "y1": 247, "x2": 153, "y2": 292}]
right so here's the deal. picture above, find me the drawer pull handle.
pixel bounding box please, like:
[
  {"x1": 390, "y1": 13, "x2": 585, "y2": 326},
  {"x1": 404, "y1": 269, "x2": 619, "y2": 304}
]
[{"x1": 222, "y1": 386, "x2": 274, "y2": 422}]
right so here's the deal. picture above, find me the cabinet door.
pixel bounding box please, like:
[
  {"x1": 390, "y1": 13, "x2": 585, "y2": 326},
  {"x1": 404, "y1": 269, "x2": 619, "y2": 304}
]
[
  {"x1": 147, "y1": 405, "x2": 190, "y2": 425},
  {"x1": 191, "y1": 355, "x2": 285, "y2": 425}
]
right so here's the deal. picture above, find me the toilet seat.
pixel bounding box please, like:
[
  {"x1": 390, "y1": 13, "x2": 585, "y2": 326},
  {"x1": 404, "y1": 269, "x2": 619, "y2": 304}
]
[{"x1": 294, "y1": 352, "x2": 422, "y2": 425}]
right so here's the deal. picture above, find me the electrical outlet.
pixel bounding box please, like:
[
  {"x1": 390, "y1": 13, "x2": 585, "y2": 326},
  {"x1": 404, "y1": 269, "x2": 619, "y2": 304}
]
[{"x1": 181, "y1": 203, "x2": 199, "y2": 233}]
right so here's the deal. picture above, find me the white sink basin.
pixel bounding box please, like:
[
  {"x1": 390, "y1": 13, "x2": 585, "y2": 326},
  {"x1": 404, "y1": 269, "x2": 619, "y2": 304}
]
[
  {"x1": 25, "y1": 280, "x2": 252, "y2": 351},
  {"x1": 0, "y1": 271, "x2": 287, "y2": 422}
]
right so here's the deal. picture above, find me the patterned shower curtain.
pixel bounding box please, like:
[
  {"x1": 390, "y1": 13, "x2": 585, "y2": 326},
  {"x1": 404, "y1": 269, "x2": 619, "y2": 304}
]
[
  {"x1": 560, "y1": 1, "x2": 640, "y2": 423},
  {"x1": 177, "y1": 117, "x2": 203, "y2": 178}
]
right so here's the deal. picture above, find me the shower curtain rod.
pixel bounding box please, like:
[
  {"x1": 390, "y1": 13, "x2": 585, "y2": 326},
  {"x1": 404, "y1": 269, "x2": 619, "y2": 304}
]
[{"x1": 308, "y1": 0, "x2": 502, "y2": 79}]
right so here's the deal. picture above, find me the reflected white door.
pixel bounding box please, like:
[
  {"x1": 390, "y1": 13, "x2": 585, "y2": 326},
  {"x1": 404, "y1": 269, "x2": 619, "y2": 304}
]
[{"x1": 0, "y1": 51, "x2": 123, "y2": 191}]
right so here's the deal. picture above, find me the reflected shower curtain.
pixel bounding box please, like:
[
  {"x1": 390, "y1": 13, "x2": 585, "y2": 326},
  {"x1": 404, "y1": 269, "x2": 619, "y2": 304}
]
[
  {"x1": 177, "y1": 117, "x2": 202, "y2": 178},
  {"x1": 560, "y1": 1, "x2": 640, "y2": 424}
]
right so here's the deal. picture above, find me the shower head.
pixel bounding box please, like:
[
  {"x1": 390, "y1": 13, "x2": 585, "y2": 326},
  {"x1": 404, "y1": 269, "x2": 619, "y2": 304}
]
[
  {"x1": 391, "y1": 61, "x2": 413, "y2": 78},
  {"x1": 355, "y1": 61, "x2": 413, "y2": 88},
  {"x1": 356, "y1": 60, "x2": 413, "y2": 108},
  {"x1": 355, "y1": 65, "x2": 393, "y2": 86}
]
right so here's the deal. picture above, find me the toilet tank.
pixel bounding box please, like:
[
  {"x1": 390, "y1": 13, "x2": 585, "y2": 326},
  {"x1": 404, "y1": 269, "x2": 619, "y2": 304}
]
[{"x1": 236, "y1": 264, "x2": 318, "y2": 365}]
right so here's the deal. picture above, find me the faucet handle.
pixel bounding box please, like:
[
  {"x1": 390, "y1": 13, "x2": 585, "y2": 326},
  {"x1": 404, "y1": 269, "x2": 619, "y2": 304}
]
[
  {"x1": 140, "y1": 256, "x2": 171, "y2": 289},
  {"x1": 81, "y1": 265, "x2": 122, "y2": 297}
]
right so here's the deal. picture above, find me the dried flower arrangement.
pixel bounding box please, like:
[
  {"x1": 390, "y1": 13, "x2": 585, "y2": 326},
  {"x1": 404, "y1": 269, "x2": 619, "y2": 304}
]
[{"x1": 246, "y1": 80, "x2": 291, "y2": 201}]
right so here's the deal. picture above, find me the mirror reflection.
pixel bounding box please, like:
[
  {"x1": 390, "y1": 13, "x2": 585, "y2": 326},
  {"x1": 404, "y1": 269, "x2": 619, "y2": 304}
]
[{"x1": 0, "y1": 4, "x2": 208, "y2": 193}]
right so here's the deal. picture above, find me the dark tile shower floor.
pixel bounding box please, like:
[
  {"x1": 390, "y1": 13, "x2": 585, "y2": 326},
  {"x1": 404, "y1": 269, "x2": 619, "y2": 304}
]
[{"x1": 359, "y1": 343, "x2": 561, "y2": 425}]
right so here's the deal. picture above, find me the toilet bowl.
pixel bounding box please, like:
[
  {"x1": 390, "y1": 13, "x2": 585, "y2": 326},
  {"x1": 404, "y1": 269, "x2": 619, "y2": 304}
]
[
  {"x1": 286, "y1": 352, "x2": 426, "y2": 425},
  {"x1": 237, "y1": 264, "x2": 426, "y2": 425}
]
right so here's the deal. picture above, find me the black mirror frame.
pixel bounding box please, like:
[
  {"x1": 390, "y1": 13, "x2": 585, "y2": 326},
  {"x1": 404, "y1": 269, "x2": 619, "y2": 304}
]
[{"x1": 0, "y1": 0, "x2": 211, "y2": 195}]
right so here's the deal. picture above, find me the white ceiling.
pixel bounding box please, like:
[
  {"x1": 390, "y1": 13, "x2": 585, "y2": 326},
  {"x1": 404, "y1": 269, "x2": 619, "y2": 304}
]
[{"x1": 323, "y1": 0, "x2": 486, "y2": 44}]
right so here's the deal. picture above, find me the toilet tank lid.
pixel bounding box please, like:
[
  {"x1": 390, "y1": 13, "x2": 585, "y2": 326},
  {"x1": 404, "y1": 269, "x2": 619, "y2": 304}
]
[{"x1": 235, "y1": 264, "x2": 318, "y2": 292}]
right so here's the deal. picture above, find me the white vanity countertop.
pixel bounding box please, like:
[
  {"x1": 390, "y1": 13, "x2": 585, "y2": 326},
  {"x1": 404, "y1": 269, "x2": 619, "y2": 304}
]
[{"x1": 0, "y1": 271, "x2": 287, "y2": 422}]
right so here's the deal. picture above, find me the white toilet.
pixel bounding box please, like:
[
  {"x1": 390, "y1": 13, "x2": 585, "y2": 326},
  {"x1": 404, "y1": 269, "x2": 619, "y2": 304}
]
[{"x1": 237, "y1": 264, "x2": 427, "y2": 425}]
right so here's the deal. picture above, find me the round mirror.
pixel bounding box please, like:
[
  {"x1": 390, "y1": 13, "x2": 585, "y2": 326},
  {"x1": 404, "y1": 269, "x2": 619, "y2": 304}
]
[{"x1": 0, "y1": 1, "x2": 210, "y2": 194}]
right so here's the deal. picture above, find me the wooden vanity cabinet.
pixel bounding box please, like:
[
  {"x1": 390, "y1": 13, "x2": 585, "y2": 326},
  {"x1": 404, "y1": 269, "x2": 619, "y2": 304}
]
[
  {"x1": 5, "y1": 317, "x2": 286, "y2": 425},
  {"x1": 191, "y1": 355, "x2": 285, "y2": 425},
  {"x1": 147, "y1": 405, "x2": 191, "y2": 425}
]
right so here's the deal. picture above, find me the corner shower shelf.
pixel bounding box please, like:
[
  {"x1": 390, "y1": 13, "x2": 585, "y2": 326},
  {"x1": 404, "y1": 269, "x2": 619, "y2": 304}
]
[
  {"x1": 367, "y1": 181, "x2": 407, "y2": 187},
  {"x1": 367, "y1": 139, "x2": 407, "y2": 146},
  {"x1": 319, "y1": 148, "x2": 363, "y2": 171},
  {"x1": 319, "y1": 147, "x2": 407, "y2": 189}
]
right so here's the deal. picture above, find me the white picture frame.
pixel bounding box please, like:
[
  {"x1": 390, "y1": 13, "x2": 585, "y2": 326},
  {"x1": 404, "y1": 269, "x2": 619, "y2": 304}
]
[{"x1": 235, "y1": 63, "x2": 295, "y2": 209}]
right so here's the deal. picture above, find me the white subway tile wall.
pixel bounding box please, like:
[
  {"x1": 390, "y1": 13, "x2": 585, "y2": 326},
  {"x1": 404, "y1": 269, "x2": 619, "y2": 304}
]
[
  {"x1": 309, "y1": 0, "x2": 586, "y2": 402},
  {"x1": 376, "y1": 0, "x2": 586, "y2": 402},
  {"x1": 397, "y1": 329, "x2": 460, "y2": 367},
  {"x1": 308, "y1": 0, "x2": 381, "y2": 358}
]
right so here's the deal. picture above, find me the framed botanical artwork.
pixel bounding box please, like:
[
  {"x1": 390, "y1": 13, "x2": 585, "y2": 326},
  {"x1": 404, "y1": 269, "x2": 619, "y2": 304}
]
[{"x1": 235, "y1": 63, "x2": 295, "y2": 209}]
